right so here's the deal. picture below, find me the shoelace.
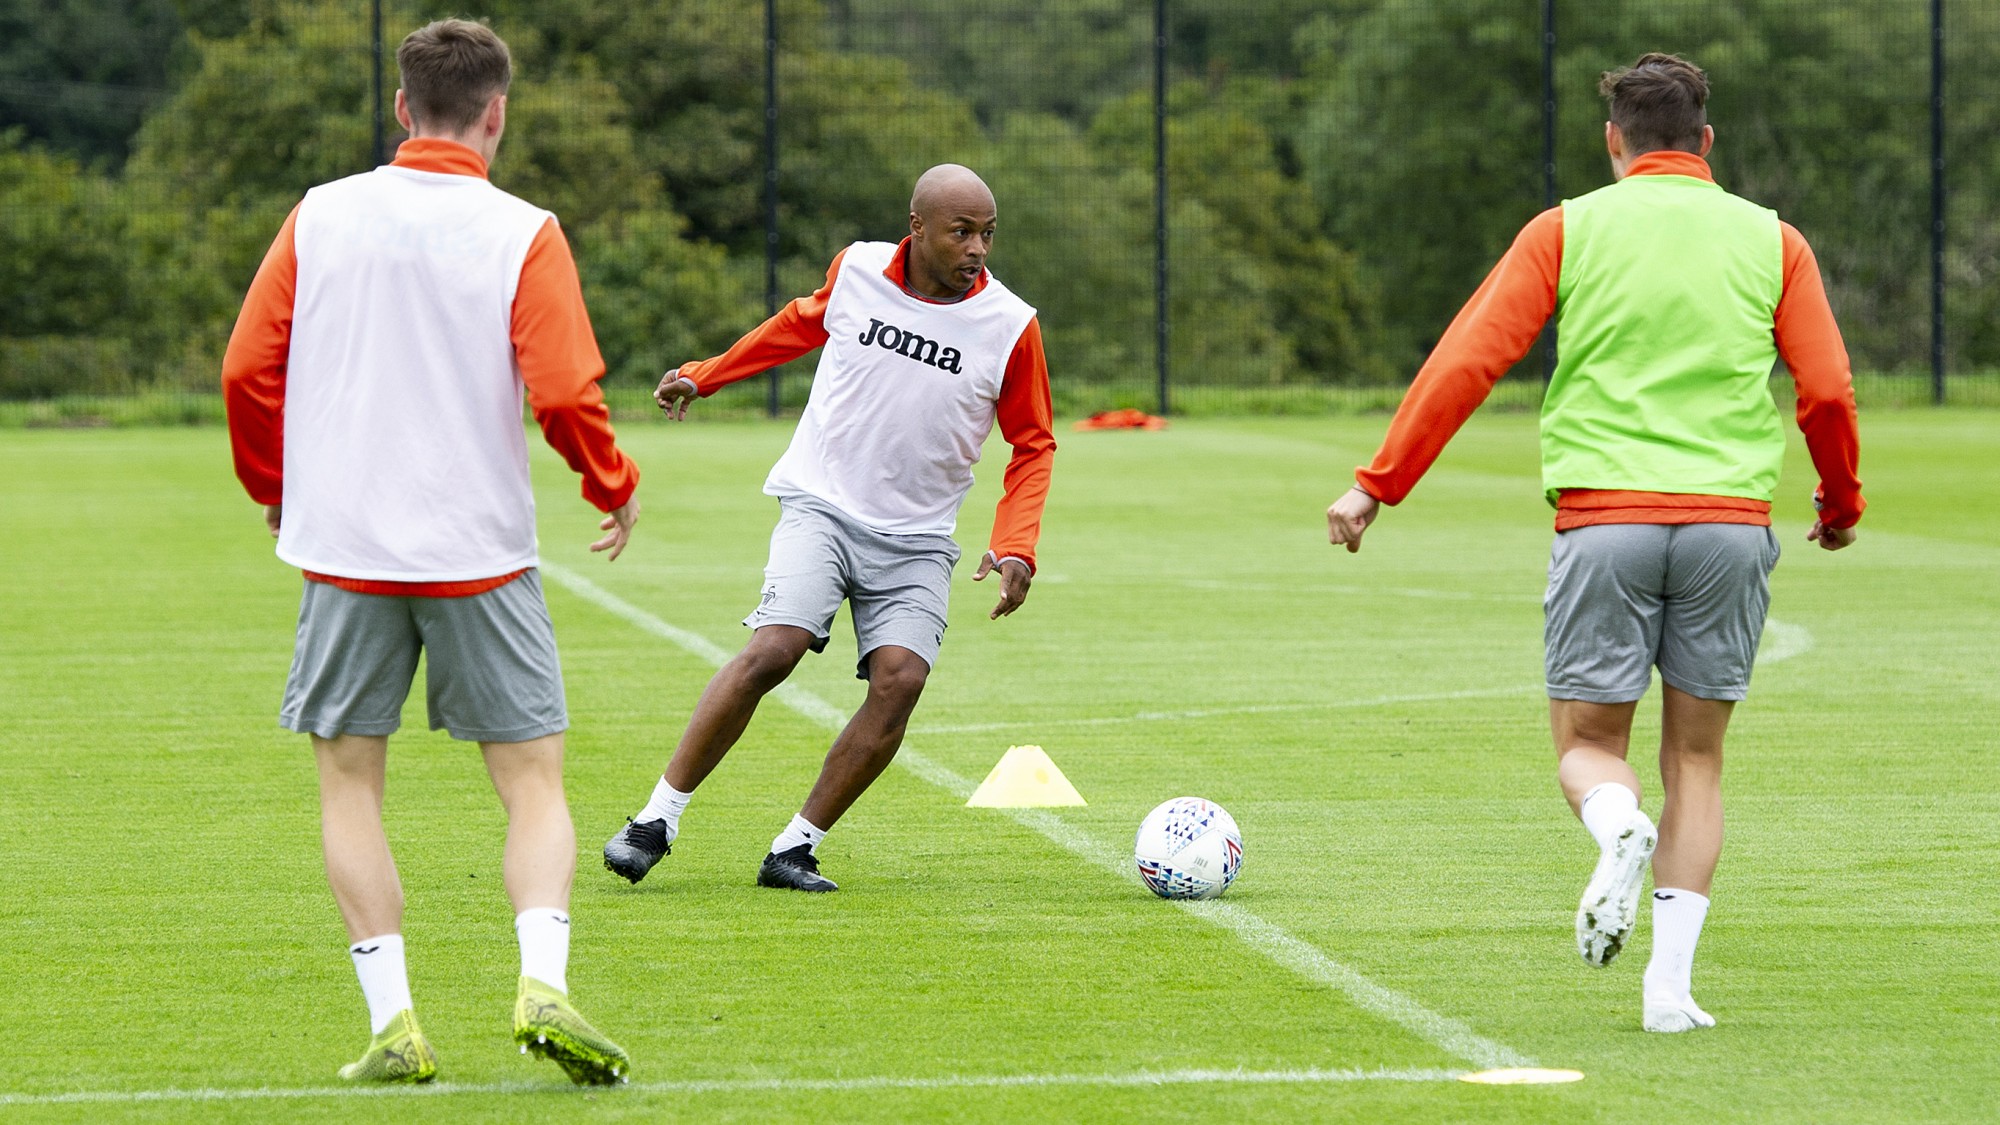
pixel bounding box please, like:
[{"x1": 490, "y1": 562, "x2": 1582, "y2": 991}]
[{"x1": 624, "y1": 818, "x2": 668, "y2": 852}]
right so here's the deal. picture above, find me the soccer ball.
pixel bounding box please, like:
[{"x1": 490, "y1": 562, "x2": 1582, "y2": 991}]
[{"x1": 1134, "y1": 797, "x2": 1243, "y2": 900}]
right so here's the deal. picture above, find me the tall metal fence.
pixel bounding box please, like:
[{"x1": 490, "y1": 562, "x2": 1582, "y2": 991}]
[{"x1": 2, "y1": 0, "x2": 1994, "y2": 424}]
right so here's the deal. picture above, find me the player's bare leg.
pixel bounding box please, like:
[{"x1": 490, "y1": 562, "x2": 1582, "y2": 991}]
[
  {"x1": 1552, "y1": 699, "x2": 1658, "y2": 967},
  {"x1": 486, "y1": 734, "x2": 630, "y2": 1083},
  {"x1": 801, "y1": 645, "x2": 930, "y2": 829},
  {"x1": 482, "y1": 734, "x2": 575, "y2": 914},
  {"x1": 315, "y1": 734, "x2": 403, "y2": 940},
  {"x1": 1652, "y1": 686, "x2": 1730, "y2": 893},
  {"x1": 664, "y1": 625, "x2": 817, "y2": 792},
  {"x1": 758, "y1": 645, "x2": 930, "y2": 892},
  {"x1": 1644, "y1": 685, "x2": 1732, "y2": 1032},
  {"x1": 605, "y1": 626, "x2": 816, "y2": 883},
  {"x1": 316, "y1": 734, "x2": 435, "y2": 1081},
  {"x1": 1553, "y1": 698, "x2": 1640, "y2": 813}
]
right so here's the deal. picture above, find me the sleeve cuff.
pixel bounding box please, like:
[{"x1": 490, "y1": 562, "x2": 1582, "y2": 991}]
[{"x1": 987, "y1": 550, "x2": 1035, "y2": 576}]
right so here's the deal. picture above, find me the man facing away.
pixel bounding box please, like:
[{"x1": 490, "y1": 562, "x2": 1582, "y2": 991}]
[
  {"x1": 603, "y1": 163, "x2": 1056, "y2": 893},
  {"x1": 1325, "y1": 54, "x2": 1863, "y2": 1032},
  {"x1": 223, "y1": 19, "x2": 637, "y2": 1084}
]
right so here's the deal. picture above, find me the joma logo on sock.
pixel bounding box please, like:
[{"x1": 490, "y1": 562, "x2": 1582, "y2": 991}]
[{"x1": 858, "y1": 318, "x2": 964, "y2": 373}]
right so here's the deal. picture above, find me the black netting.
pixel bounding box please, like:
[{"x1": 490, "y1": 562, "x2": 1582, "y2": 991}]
[{"x1": 3, "y1": 0, "x2": 1993, "y2": 423}]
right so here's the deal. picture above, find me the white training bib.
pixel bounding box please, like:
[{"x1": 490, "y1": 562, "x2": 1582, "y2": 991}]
[
  {"x1": 282, "y1": 165, "x2": 552, "y2": 581},
  {"x1": 764, "y1": 241, "x2": 1037, "y2": 536}
]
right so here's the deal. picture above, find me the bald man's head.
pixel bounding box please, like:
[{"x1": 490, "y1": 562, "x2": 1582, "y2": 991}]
[
  {"x1": 910, "y1": 163, "x2": 994, "y2": 219},
  {"x1": 905, "y1": 164, "x2": 998, "y2": 299}
]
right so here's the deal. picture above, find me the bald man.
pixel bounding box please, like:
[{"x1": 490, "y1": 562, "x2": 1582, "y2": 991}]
[{"x1": 603, "y1": 164, "x2": 1057, "y2": 892}]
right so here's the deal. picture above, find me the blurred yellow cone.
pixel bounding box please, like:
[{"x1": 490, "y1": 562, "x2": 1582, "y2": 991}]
[{"x1": 965, "y1": 745, "x2": 1086, "y2": 808}]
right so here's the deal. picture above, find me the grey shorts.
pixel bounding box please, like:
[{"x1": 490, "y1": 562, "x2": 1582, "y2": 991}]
[
  {"x1": 280, "y1": 570, "x2": 568, "y2": 742},
  {"x1": 1544, "y1": 523, "x2": 1780, "y2": 703},
  {"x1": 746, "y1": 495, "x2": 960, "y2": 679}
]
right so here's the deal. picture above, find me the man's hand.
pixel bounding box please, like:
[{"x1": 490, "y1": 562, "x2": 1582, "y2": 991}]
[
  {"x1": 1326, "y1": 486, "x2": 1380, "y2": 554},
  {"x1": 592, "y1": 498, "x2": 640, "y2": 561},
  {"x1": 264, "y1": 504, "x2": 282, "y2": 538},
  {"x1": 973, "y1": 552, "x2": 1032, "y2": 619},
  {"x1": 655, "y1": 369, "x2": 698, "y2": 421},
  {"x1": 1807, "y1": 520, "x2": 1856, "y2": 552}
]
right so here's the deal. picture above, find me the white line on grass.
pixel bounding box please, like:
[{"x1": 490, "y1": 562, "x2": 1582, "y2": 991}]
[
  {"x1": 541, "y1": 562, "x2": 1535, "y2": 1072},
  {"x1": 915, "y1": 617, "x2": 1813, "y2": 737},
  {"x1": 915, "y1": 686, "x2": 1541, "y2": 735},
  {"x1": 1177, "y1": 577, "x2": 1543, "y2": 603},
  {"x1": 1758, "y1": 617, "x2": 1813, "y2": 665},
  {"x1": 0, "y1": 1065, "x2": 1463, "y2": 1107}
]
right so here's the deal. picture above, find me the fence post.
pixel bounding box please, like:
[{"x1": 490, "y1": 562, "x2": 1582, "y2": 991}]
[
  {"x1": 1930, "y1": 0, "x2": 1946, "y2": 405},
  {"x1": 1539, "y1": 0, "x2": 1557, "y2": 384},
  {"x1": 370, "y1": 0, "x2": 385, "y2": 166},
  {"x1": 1153, "y1": 0, "x2": 1169, "y2": 417},
  {"x1": 764, "y1": 0, "x2": 782, "y2": 418}
]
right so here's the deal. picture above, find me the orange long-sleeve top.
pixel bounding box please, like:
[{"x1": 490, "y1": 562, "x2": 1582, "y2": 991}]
[
  {"x1": 221, "y1": 138, "x2": 638, "y2": 597},
  {"x1": 678, "y1": 239, "x2": 1057, "y2": 570},
  {"x1": 1354, "y1": 151, "x2": 1864, "y2": 531}
]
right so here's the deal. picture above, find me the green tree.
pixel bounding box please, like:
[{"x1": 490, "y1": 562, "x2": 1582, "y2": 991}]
[
  {"x1": 475, "y1": 0, "x2": 770, "y2": 249},
  {"x1": 1550, "y1": 1, "x2": 1933, "y2": 372},
  {"x1": 1296, "y1": 0, "x2": 1983, "y2": 377},
  {"x1": 0, "y1": 0, "x2": 185, "y2": 165},
  {"x1": 574, "y1": 210, "x2": 761, "y2": 387},
  {"x1": 116, "y1": 1, "x2": 743, "y2": 392},
  {"x1": 1295, "y1": 0, "x2": 1543, "y2": 375},
  {"x1": 0, "y1": 136, "x2": 140, "y2": 396},
  {"x1": 1095, "y1": 79, "x2": 1389, "y2": 383},
  {"x1": 832, "y1": 0, "x2": 1149, "y2": 127},
  {"x1": 1945, "y1": 0, "x2": 2000, "y2": 372}
]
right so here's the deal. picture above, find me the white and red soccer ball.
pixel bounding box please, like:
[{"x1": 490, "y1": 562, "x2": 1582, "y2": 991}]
[{"x1": 1135, "y1": 797, "x2": 1243, "y2": 900}]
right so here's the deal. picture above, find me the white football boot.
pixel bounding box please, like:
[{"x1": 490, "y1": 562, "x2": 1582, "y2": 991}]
[{"x1": 1575, "y1": 809, "x2": 1658, "y2": 967}]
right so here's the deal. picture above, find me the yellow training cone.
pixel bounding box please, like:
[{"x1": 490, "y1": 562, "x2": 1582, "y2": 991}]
[
  {"x1": 965, "y1": 745, "x2": 1086, "y2": 808},
  {"x1": 1459, "y1": 1068, "x2": 1586, "y2": 1085}
]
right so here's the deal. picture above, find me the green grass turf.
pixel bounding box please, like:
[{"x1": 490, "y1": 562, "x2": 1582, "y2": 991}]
[{"x1": 1, "y1": 409, "x2": 1995, "y2": 1121}]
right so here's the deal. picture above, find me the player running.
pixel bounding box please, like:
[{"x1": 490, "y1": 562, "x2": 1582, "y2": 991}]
[
  {"x1": 1324, "y1": 54, "x2": 1864, "y2": 1032},
  {"x1": 223, "y1": 19, "x2": 635, "y2": 1083},
  {"x1": 603, "y1": 164, "x2": 1056, "y2": 893}
]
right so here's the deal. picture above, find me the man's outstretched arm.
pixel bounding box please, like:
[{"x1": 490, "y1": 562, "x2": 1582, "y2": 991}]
[
  {"x1": 1331, "y1": 207, "x2": 1562, "y2": 551},
  {"x1": 656, "y1": 250, "x2": 847, "y2": 418}
]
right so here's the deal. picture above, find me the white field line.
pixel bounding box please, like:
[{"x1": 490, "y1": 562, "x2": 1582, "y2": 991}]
[
  {"x1": 916, "y1": 686, "x2": 1540, "y2": 736},
  {"x1": 541, "y1": 562, "x2": 1535, "y2": 1072},
  {"x1": 1758, "y1": 618, "x2": 1813, "y2": 665},
  {"x1": 922, "y1": 619, "x2": 1812, "y2": 736},
  {"x1": 1177, "y1": 577, "x2": 1542, "y2": 603},
  {"x1": 0, "y1": 1066, "x2": 1463, "y2": 1107}
]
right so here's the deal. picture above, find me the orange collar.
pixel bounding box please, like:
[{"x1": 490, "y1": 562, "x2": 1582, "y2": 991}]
[
  {"x1": 1625, "y1": 150, "x2": 1714, "y2": 183},
  {"x1": 884, "y1": 236, "x2": 990, "y2": 303},
  {"x1": 390, "y1": 137, "x2": 489, "y2": 180}
]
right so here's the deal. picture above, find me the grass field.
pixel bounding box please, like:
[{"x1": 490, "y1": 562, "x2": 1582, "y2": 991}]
[{"x1": 2, "y1": 409, "x2": 1996, "y2": 1122}]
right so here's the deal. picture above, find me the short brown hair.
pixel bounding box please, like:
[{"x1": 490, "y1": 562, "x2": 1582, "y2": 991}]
[
  {"x1": 1599, "y1": 52, "x2": 1709, "y2": 155},
  {"x1": 397, "y1": 19, "x2": 511, "y2": 132}
]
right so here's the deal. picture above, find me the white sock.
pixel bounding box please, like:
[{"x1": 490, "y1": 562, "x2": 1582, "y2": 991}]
[
  {"x1": 516, "y1": 907, "x2": 572, "y2": 995},
  {"x1": 770, "y1": 813, "x2": 828, "y2": 856},
  {"x1": 1578, "y1": 782, "x2": 1642, "y2": 850},
  {"x1": 1643, "y1": 888, "x2": 1711, "y2": 999},
  {"x1": 349, "y1": 934, "x2": 412, "y2": 1035},
  {"x1": 635, "y1": 776, "x2": 693, "y2": 839}
]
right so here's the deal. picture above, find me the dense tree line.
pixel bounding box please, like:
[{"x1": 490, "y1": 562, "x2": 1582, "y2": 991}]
[{"x1": 2, "y1": 0, "x2": 1992, "y2": 402}]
